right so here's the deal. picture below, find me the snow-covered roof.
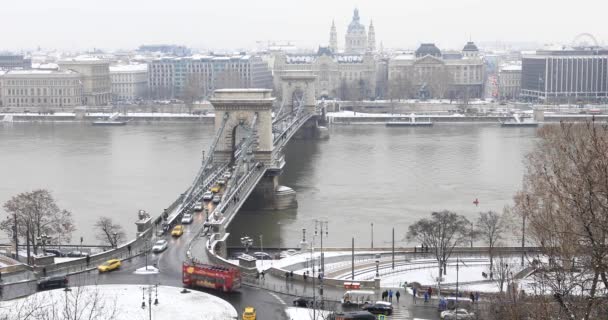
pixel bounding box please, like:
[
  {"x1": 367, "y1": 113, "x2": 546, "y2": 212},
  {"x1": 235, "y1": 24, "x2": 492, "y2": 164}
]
[
  {"x1": 109, "y1": 64, "x2": 148, "y2": 73},
  {"x1": 31, "y1": 62, "x2": 59, "y2": 70},
  {"x1": 500, "y1": 64, "x2": 522, "y2": 72},
  {"x1": 393, "y1": 54, "x2": 415, "y2": 61},
  {"x1": 4, "y1": 69, "x2": 77, "y2": 76}
]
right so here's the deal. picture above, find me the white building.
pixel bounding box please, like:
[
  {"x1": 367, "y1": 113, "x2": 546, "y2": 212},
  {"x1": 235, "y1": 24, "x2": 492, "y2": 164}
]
[
  {"x1": 388, "y1": 42, "x2": 485, "y2": 99},
  {"x1": 58, "y1": 56, "x2": 111, "y2": 106},
  {"x1": 0, "y1": 69, "x2": 83, "y2": 108},
  {"x1": 110, "y1": 64, "x2": 148, "y2": 101},
  {"x1": 343, "y1": 9, "x2": 374, "y2": 54},
  {"x1": 498, "y1": 64, "x2": 522, "y2": 100}
]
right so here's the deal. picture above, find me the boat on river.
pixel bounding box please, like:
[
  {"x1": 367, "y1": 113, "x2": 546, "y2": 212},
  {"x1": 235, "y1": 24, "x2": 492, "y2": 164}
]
[
  {"x1": 499, "y1": 114, "x2": 539, "y2": 127},
  {"x1": 386, "y1": 114, "x2": 433, "y2": 127}
]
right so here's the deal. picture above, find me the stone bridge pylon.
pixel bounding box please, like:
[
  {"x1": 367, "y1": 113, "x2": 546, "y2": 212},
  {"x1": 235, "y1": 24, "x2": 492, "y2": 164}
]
[{"x1": 210, "y1": 89, "x2": 274, "y2": 166}]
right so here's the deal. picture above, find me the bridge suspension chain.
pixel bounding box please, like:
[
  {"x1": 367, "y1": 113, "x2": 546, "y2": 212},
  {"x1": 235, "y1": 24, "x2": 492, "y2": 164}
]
[{"x1": 182, "y1": 112, "x2": 230, "y2": 207}]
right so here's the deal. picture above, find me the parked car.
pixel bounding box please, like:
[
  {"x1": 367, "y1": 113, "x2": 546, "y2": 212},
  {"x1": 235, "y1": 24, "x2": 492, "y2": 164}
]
[
  {"x1": 152, "y1": 240, "x2": 168, "y2": 253},
  {"x1": 98, "y1": 259, "x2": 121, "y2": 272},
  {"x1": 181, "y1": 213, "x2": 193, "y2": 224},
  {"x1": 210, "y1": 185, "x2": 221, "y2": 193},
  {"x1": 193, "y1": 202, "x2": 203, "y2": 211},
  {"x1": 253, "y1": 252, "x2": 272, "y2": 260},
  {"x1": 203, "y1": 191, "x2": 214, "y2": 201},
  {"x1": 293, "y1": 297, "x2": 324, "y2": 308},
  {"x1": 43, "y1": 249, "x2": 65, "y2": 257},
  {"x1": 37, "y1": 275, "x2": 68, "y2": 290},
  {"x1": 362, "y1": 301, "x2": 393, "y2": 315},
  {"x1": 67, "y1": 251, "x2": 86, "y2": 258},
  {"x1": 171, "y1": 225, "x2": 184, "y2": 237},
  {"x1": 441, "y1": 308, "x2": 475, "y2": 320},
  {"x1": 212, "y1": 195, "x2": 221, "y2": 204}
]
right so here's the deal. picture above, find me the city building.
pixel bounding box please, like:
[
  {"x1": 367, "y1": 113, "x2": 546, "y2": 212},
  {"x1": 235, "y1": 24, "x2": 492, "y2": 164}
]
[
  {"x1": 148, "y1": 54, "x2": 272, "y2": 100},
  {"x1": 344, "y1": 8, "x2": 374, "y2": 54},
  {"x1": 0, "y1": 54, "x2": 31, "y2": 70},
  {"x1": 498, "y1": 64, "x2": 522, "y2": 100},
  {"x1": 138, "y1": 44, "x2": 191, "y2": 57},
  {"x1": 0, "y1": 69, "x2": 83, "y2": 108},
  {"x1": 110, "y1": 64, "x2": 148, "y2": 101},
  {"x1": 273, "y1": 47, "x2": 377, "y2": 100},
  {"x1": 388, "y1": 42, "x2": 485, "y2": 99},
  {"x1": 58, "y1": 57, "x2": 111, "y2": 106},
  {"x1": 521, "y1": 48, "x2": 608, "y2": 102}
]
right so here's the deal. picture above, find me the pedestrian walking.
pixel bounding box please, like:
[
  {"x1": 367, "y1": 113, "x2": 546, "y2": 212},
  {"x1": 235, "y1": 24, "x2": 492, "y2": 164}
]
[
  {"x1": 388, "y1": 289, "x2": 393, "y2": 302},
  {"x1": 396, "y1": 290, "x2": 400, "y2": 303},
  {"x1": 42, "y1": 267, "x2": 47, "y2": 277},
  {"x1": 469, "y1": 292, "x2": 475, "y2": 302},
  {"x1": 412, "y1": 287, "x2": 417, "y2": 304},
  {"x1": 427, "y1": 286, "x2": 433, "y2": 297},
  {"x1": 424, "y1": 291, "x2": 429, "y2": 303},
  {"x1": 475, "y1": 292, "x2": 480, "y2": 302},
  {"x1": 261, "y1": 270, "x2": 265, "y2": 279},
  {"x1": 381, "y1": 290, "x2": 386, "y2": 301},
  {"x1": 86, "y1": 254, "x2": 90, "y2": 266},
  {"x1": 127, "y1": 245, "x2": 132, "y2": 256}
]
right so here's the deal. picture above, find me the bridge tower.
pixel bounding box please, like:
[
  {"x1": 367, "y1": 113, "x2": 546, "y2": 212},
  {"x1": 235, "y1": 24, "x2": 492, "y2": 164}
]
[
  {"x1": 280, "y1": 72, "x2": 317, "y2": 114},
  {"x1": 210, "y1": 89, "x2": 274, "y2": 166}
]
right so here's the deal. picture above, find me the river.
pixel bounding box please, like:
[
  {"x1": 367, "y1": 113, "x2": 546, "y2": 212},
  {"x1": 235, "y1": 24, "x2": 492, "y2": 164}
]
[{"x1": 0, "y1": 122, "x2": 536, "y2": 248}]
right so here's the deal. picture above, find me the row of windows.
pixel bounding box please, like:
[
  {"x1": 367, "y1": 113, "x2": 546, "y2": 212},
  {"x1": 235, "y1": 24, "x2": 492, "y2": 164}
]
[
  {"x1": 3, "y1": 79, "x2": 79, "y2": 86},
  {"x1": 5, "y1": 87, "x2": 78, "y2": 96},
  {"x1": 5, "y1": 97, "x2": 79, "y2": 105}
]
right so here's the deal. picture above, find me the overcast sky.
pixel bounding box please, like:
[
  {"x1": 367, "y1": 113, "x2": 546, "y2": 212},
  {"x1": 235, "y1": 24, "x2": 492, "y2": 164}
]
[{"x1": 1, "y1": 0, "x2": 605, "y2": 52}]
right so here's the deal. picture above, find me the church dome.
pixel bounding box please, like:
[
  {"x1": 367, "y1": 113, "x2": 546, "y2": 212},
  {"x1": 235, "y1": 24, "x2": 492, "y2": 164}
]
[
  {"x1": 463, "y1": 41, "x2": 479, "y2": 52},
  {"x1": 415, "y1": 43, "x2": 442, "y2": 58},
  {"x1": 347, "y1": 8, "x2": 366, "y2": 34}
]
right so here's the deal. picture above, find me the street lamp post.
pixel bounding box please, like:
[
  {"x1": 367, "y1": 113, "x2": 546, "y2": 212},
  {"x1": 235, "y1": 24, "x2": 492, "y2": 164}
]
[
  {"x1": 314, "y1": 219, "x2": 328, "y2": 274},
  {"x1": 240, "y1": 236, "x2": 253, "y2": 253},
  {"x1": 112, "y1": 232, "x2": 118, "y2": 249},
  {"x1": 375, "y1": 259, "x2": 380, "y2": 278}
]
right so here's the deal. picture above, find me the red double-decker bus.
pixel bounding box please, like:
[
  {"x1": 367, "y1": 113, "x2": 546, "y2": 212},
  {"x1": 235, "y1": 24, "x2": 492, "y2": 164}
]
[{"x1": 182, "y1": 261, "x2": 241, "y2": 292}]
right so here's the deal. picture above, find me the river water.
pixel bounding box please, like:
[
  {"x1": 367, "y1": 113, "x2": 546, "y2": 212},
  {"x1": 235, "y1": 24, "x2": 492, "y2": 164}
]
[{"x1": 0, "y1": 122, "x2": 536, "y2": 248}]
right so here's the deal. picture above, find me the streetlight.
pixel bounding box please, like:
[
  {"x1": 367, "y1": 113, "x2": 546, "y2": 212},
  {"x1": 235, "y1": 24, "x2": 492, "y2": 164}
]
[
  {"x1": 314, "y1": 219, "x2": 328, "y2": 274},
  {"x1": 240, "y1": 236, "x2": 253, "y2": 253}
]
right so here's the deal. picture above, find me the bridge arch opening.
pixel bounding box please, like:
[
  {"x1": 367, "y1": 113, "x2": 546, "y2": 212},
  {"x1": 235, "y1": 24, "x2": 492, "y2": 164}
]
[{"x1": 230, "y1": 120, "x2": 252, "y2": 164}]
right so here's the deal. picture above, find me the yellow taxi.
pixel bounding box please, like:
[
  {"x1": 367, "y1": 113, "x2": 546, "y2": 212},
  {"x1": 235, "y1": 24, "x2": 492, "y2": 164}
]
[
  {"x1": 171, "y1": 225, "x2": 184, "y2": 237},
  {"x1": 210, "y1": 185, "x2": 221, "y2": 193},
  {"x1": 242, "y1": 306, "x2": 256, "y2": 320},
  {"x1": 98, "y1": 259, "x2": 121, "y2": 272}
]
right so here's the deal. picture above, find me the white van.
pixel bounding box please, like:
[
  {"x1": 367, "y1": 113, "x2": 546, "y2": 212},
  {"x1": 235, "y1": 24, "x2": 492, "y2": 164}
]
[{"x1": 341, "y1": 290, "x2": 375, "y2": 305}]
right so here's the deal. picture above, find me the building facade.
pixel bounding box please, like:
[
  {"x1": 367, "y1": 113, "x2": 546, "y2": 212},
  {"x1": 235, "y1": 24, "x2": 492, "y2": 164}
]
[
  {"x1": 0, "y1": 54, "x2": 31, "y2": 70},
  {"x1": 274, "y1": 48, "x2": 377, "y2": 100},
  {"x1": 388, "y1": 42, "x2": 485, "y2": 99},
  {"x1": 0, "y1": 70, "x2": 82, "y2": 108},
  {"x1": 521, "y1": 49, "x2": 608, "y2": 102},
  {"x1": 58, "y1": 57, "x2": 111, "y2": 106},
  {"x1": 498, "y1": 64, "x2": 521, "y2": 100},
  {"x1": 148, "y1": 54, "x2": 272, "y2": 100},
  {"x1": 110, "y1": 64, "x2": 148, "y2": 101}
]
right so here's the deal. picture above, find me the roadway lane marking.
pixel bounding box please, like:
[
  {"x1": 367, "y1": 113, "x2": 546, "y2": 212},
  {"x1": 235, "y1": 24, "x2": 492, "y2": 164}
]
[{"x1": 269, "y1": 292, "x2": 287, "y2": 306}]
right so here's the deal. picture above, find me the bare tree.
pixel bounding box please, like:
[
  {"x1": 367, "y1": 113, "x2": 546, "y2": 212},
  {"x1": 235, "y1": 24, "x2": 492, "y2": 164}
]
[
  {"x1": 513, "y1": 120, "x2": 608, "y2": 319},
  {"x1": 94, "y1": 217, "x2": 125, "y2": 248},
  {"x1": 389, "y1": 73, "x2": 414, "y2": 101},
  {"x1": 0, "y1": 285, "x2": 118, "y2": 320},
  {"x1": 0, "y1": 189, "x2": 75, "y2": 261},
  {"x1": 407, "y1": 210, "x2": 470, "y2": 275},
  {"x1": 476, "y1": 210, "x2": 509, "y2": 276}
]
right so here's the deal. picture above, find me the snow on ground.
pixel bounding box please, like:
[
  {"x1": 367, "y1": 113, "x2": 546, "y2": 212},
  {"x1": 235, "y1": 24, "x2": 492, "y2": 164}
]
[
  {"x1": 380, "y1": 264, "x2": 491, "y2": 287},
  {"x1": 285, "y1": 306, "x2": 331, "y2": 320},
  {"x1": 134, "y1": 266, "x2": 160, "y2": 275},
  {"x1": 0, "y1": 285, "x2": 237, "y2": 320}
]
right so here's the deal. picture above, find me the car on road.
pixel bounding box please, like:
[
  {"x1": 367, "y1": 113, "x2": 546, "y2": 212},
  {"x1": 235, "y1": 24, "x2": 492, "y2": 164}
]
[
  {"x1": 212, "y1": 195, "x2": 221, "y2": 204},
  {"x1": 362, "y1": 301, "x2": 393, "y2": 315},
  {"x1": 293, "y1": 297, "x2": 324, "y2": 308},
  {"x1": 43, "y1": 249, "x2": 65, "y2": 257},
  {"x1": 217, "y1": 179, "x2": 226, "y2": 186},
  {"x1": 171, "y1": 225, "x2": 184, "y2": 237},
  {"x1": 203, "y1": 191, "x2": 214, "y2": 201},
  {"x1": 193, "y1": 202, "x2": 203, "y2": 211},
  {"x1": 37, "y1": 275, "x2": 68, "y2": 290},
  {"x1": 67, "y1": 250, "x2": 86, "y2": 257},
  {"x1": 181, "y1": 213, "x2": 193, "y2": 224},
  {"x1": 253, "y1": 252, "x2": 272, "y2": 260},
  {"x1": 98, "y1": 259, "x2": 121, "y2": 272},
  {"x1": 441, "y1": 308, "x2": 475, "y2": 320},
  {"x1": 223, "y1": 172, "x2": 232, "y2": 179},
  {"x1": 152, "y1": 240, "x2": 168, "y2": 253},
  {"x1": 210, "y1": 185, "x2": 221, "y2": 193},
  {"x1": 242, "y1": 306, "x2": 256, "y2": 320}
]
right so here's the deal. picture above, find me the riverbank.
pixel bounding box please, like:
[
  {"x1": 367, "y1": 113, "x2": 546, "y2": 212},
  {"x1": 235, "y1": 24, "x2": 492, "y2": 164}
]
[
  {"x1": 327, "y1": 110, "x2": 608, "y2": 124},
  {"x1": 1, "y1": 112, "x2": 214, "y2": 123}
]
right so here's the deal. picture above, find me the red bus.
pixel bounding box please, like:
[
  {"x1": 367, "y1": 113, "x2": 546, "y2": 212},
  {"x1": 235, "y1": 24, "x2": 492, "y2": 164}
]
[{"x1": 182, "y1": 261, "x2": 241, "y2": 292}]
